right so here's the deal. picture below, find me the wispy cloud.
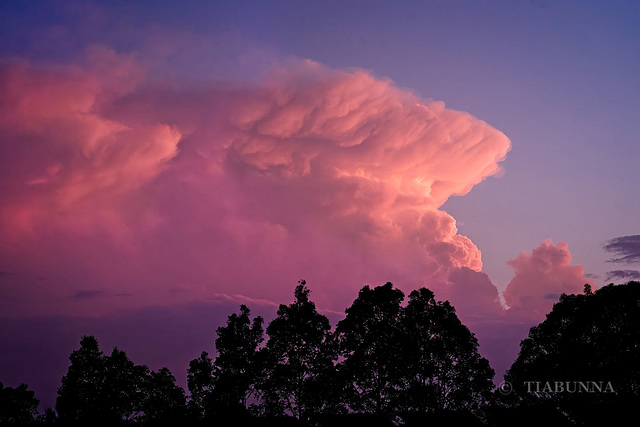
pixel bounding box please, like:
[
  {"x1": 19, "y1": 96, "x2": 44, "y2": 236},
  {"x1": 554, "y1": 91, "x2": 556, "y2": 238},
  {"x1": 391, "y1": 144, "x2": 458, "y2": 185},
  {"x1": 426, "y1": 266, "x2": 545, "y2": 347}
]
[
  {"x1": 603, "y1": 235, "x2": 640, "y2": 264},
  {"x1": 604, "y1": 269, "x2": 640, "y2": 283}
]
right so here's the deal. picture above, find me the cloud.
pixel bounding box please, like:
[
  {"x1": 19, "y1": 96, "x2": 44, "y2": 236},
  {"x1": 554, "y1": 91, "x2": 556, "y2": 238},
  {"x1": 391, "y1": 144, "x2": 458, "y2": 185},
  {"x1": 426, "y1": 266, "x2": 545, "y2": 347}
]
[
  {"x1": 0, "y1": 54, "x2": 511, "y2": 317},
  {"x1": 0, "y1": 54, "x2": 181, "y2": 239},
  {"x1": 604, "y1": 269, "x2": 640, "y2": 283},
  {"x1": 442, "y1": 267, "x2": 505, "y2": 322},
  {"x1": 503, "y1": 239, "x2": 592, "y2": 321},
  {"x1": 603, "y1": 235, "x2": 640, "y2": 265}
]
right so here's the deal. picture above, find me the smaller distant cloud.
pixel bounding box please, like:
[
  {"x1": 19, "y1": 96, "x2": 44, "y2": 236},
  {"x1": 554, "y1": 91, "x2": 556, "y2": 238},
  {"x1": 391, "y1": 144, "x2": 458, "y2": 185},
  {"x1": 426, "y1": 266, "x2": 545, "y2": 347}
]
[
  {"x1": 603, "y1": 235, "x2": 640, "y2": 264},
  {"x1": 70, "y1": 289, "x2": 105, "y2": 300},
  {"x1": 604, "y1": 269, "x2": 640, "y2": 283},
  {"x1": 503, "y1": 239, "x2": 592, "y2": 321},
  {"x1": 584, "y1": 272, "x2": 599, "y2": 279}
]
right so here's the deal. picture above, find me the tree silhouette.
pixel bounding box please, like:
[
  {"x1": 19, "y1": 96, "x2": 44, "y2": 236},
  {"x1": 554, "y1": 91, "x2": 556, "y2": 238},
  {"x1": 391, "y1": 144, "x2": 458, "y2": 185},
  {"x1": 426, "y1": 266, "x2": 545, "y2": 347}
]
[
  {"x1": 334, "y1": 283, "x2": 494, "y2": 422},
  {"x1": 56, "y1": 335, "x2": 106, "y2": 422},
  {"x1": 334, "y1": 282, "x2": 406, "y2": 416},
  {"x1": 211, "y1": 304, "x2": 264, "y2": 415},
  {"x1": 43, "y1": 280, "x2": 640, "y2": 425},
  {"x1": 504, "y1": 281, "x2": 640, "y2": 425},
  {"x1": 259, "y1": 280, "x2": 337, "y2": 422},
  {"x1": 56, "y1": 335, "x2": 151, "y2": 424},
  {"x1": 186, "y1": 351, "x2": 214, "y2": 421},
  {"x1": 0, "y1": 382, "x2": 40, "y2": 424},
  {"x1": 400, "y1": 288, "x2": 494, "y2": 418},
  {"x1": 103, "y1": 347, "x2": 149, "y2": 422},
  {"x1": 141, "y1": 367, "x2": 186, "y2": 424}
]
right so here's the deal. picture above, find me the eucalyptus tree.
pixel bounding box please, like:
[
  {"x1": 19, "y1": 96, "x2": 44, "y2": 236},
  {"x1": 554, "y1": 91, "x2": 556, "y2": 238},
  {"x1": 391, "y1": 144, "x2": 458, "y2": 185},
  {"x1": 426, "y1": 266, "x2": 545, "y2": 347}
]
[
  {"x1": 186, "y1": 351, "x2": 214, "y2": 421},
  {"x1": 0, "y1": 382, "x2": 40, "y2": 424},
  {"x1": 334, "y1": 282, "x2": 406, "y2": 416},
  {"x1": 259, "y1": 280, "x2": 338, "y2": 422},
  {"x1": 56, "y1": 335, "x2": 149, "y2": 423},
  {"x1": 212, "y1": 304, "x2": 264, "y2": 413},
  {"x1": 400, "y1": 288, "x2": 494, "y2": 416},
  {"x1": 141, "y1": 367, "x2": 186, "y2": 424},
  {"x1": 505, "y1": 282, "x2": 640, "y2": 425}
]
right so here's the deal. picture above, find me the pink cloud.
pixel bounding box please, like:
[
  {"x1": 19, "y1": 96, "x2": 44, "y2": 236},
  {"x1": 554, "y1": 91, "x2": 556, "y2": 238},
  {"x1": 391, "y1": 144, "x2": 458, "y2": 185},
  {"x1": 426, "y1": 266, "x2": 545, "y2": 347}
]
[
  {"x1": 503, "y1": 239, "x2": 593, "y2": 321},
  {"x1": 0, "y1": 54, "x2": 180, "y2": 239},
  {"x1": 0, "y1": 54, "x2": 511, "y2": 318}
]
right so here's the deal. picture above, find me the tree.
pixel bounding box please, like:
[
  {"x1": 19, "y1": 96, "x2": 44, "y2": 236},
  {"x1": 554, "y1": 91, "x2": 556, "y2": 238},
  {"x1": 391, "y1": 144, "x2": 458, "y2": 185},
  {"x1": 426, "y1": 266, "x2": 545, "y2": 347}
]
[
  {"x1": 56, "y1": 335, "x2": 150, "y2": 423},
  {"x1": 141, "y1": 367, "x2": 186, "y2": 424},
  {"x1": 102, "y1": 347, "x2": 149, "y2": 422},
  {"x1": 334, "y1": 282, "x2": 406, "y2": 416},
  {"x1": 504, "y1": 281, "x2": 640, "y2": 425},
  {"x1": 0, "y1": 382, "x2": 40, "y2": 424},
  {"x1": 400, "y1": 288, "x2": 494, "y2": 417},
  {"x1": 259, "y1": 280, "x2": 337, "y2": 422},
  {"x1": 186, "y1": 351, "x2": 214, "y2": 421},
  {"x1": 56, "y1": 335, "x2": 106, "y2": 422},
  {"x1": 212, "y1": 304, "x2": 264, "y2": 414}
]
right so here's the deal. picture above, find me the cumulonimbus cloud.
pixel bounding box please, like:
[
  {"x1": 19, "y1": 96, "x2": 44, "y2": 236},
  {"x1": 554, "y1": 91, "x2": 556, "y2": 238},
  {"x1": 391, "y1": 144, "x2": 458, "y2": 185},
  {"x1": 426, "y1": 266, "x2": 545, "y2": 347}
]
[
  {"x1": 0, "y1": 51, "x2": 515, "y2": 316},
  {"x1": 0, "y1": 49, "x2": 595, "y2": 336}
]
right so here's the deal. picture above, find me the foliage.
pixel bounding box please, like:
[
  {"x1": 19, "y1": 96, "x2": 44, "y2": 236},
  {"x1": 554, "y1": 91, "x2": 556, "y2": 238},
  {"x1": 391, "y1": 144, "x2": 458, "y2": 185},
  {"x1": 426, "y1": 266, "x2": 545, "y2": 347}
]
[
  {"x1": 258, "y1": 280, "x2": 338, "y2": 421},
  {"x1": 141, "y1": 367, "x2": 186, "y2": 424},
  {"x1": 335, "y1": 282, "x2": 406, "y2": 416},
  {"x1": 0, "y1": 381, "x2": 40, "y2": 424},
  {"x1": 334, "y1": 283, "x2": 494, "y2": 419},
  {"x1": 504, "y1": 281, "x2": 640, "y2": 425},
  {"x1": 56, "y1": 335, "x2": 186, "y2": 424},
  {"x1": 186, "y1": 351, "x2": 214, "y2": 421},
  {"x1": 212, "y1": 304, "x2": 264, "y2": 414},
  {"x1": 400, "y1": 288, "x2": 494, "y2": 415},
  {"x1": 56, "y1": 335, "x2": 107, "y2": 422},
  {"x1": 35, "y1": 280, "x2": 640, "y2": 425}
]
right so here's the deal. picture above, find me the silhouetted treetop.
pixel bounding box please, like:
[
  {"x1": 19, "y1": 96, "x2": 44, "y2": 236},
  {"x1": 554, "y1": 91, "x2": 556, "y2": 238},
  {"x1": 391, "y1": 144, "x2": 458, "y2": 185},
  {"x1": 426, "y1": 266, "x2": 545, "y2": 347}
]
[
  {"x1": 56, "y1": 335, "x2": 185, "y2": 425},
  {"x1": 334, "y1": 283, "x2": 494, "y2": 418},
  {"x1": 259, "y1": 280, "x2": 337, "y2": 422},
  {"x1": 212, "y1": 304, "x2": 264, "y2": 415},
  {"x1": 505, "y1": 281, "x2": 640, "y2": 425},
  {"x1": 186, "y1": 351, "x2": 214, "y2": 421},
  {"x1": 0, "y1": 382, "x2": 40, "y2": 424},
  {"x1": 335, "y1": 282, "x2": 406, "y2": 416}
]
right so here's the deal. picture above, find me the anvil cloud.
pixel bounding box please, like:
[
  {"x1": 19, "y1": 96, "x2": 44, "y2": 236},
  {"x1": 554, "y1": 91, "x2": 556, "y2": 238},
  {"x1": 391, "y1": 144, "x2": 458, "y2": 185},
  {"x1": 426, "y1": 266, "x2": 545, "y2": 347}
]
[{"x1": 0, "y1": 51, "x2": 518, "y2": 317}]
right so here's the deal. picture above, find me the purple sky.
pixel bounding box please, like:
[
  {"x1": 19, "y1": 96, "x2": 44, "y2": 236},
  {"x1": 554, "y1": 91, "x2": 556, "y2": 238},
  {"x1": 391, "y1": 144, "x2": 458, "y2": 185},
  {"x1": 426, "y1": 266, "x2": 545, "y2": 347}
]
[{"x1": 1, "y1": 0, "x2": 639, "y2": 411}]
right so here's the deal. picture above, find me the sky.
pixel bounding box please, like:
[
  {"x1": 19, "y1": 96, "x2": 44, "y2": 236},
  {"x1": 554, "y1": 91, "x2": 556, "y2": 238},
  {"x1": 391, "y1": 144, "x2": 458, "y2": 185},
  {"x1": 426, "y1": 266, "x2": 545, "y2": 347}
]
[{"x1": 1, "y1": 0, "x2": 639, "y2": 411}]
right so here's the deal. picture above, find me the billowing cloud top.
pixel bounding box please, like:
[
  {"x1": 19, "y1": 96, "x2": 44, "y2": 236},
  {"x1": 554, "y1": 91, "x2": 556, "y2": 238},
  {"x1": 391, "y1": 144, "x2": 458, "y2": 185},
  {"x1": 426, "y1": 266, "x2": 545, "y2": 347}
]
[
  {"x1": 0, "y1": 52, "x2": 515, "y2": 316},
  {"x1": 503, "y1": 239, "x2": 592, "y2": 321}
]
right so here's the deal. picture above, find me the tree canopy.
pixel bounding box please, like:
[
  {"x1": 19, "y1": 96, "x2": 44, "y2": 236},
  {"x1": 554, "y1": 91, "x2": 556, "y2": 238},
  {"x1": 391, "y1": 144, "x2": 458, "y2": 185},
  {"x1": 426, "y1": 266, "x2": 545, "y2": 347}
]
[
  {"x1": 0, "y1": 382, "x2": 40, "y2": 424},
  {"x1": 504, "y1": 281, "x2": 640, "y2": 425},
  {"x1": 12, "y1": 280, "x2": 640, "y2": 425},
  {"x1": 335, "y1": 283, "x2": 494, "y2": 419},
  {"x1": 57, "y1": 335, "x2": 185, "y2": 425},
  {"x1": 259, "y1": 280, "x2": 337, "y2": 421}
]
